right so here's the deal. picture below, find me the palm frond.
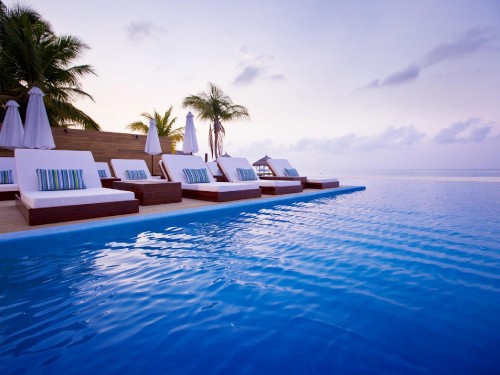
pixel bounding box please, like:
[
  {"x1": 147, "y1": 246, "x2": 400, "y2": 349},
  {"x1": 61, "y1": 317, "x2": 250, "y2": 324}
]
[
  {"x1": 126, "y1": 121, "x2": 148, "y2": 134},
  {"x1": 0, "y1": 4, "x2": 100, "y2": 130},
  {"x1": 182, "y1": 82, "x2": 250, "y2": 158}
]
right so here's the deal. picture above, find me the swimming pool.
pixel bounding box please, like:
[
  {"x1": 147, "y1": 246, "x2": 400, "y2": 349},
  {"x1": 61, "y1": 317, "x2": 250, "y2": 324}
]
[{"x1": 1, "y1": 180, "x2": 499, "y2": 374}]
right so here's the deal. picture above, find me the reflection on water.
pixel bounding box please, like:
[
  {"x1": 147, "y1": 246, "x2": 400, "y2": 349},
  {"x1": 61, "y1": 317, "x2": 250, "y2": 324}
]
[{"x1": 1, "y1": 178, "x2": 499, "y2": 375}]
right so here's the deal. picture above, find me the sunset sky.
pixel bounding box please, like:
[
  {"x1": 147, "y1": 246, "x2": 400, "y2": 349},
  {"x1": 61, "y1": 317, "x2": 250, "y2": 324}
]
[{"x1": 4, "y1": 0, "x2": 500, "y2": 171}]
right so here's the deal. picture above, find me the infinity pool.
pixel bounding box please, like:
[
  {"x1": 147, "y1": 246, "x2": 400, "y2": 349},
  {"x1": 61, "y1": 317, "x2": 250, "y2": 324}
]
[{"x1": 1, "y1": 180, "x2": 499, "y2": 374}]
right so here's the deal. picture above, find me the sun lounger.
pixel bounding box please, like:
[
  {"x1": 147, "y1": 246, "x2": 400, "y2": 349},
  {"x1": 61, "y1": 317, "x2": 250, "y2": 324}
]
[
  {"x1": 95, "y1": 161, "x2": 120, "y2": 188},
  {"x1": 267, "y1": 158, "x2": 339, "y2": 189},
  {"x1": 160, "y1": 154, "x2": 261, "y2": 202},
  {"x1": 15, "y1": 149, "x2": 139, "y2": 225},
  {"x1": 0, "y1": 157, "x2": 19, "y2": 200},
  {"x1": 206, "y1": 161, "x2": 227, "y2": 182},
  {"x1": 217, "y1": 156, "x2": 303, "y2": 195}
]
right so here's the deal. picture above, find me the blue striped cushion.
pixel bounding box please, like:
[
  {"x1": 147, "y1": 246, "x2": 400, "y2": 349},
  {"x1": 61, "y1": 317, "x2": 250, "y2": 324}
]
[
  {"x1": 0, "y1": 170, "x2": 14, "y2": 184},
  {"x1": 36, "y1": 169, "x2": 86, "y2": 191},
  {"x1": 183, "y1": 168, "x2": 210, "y2": 183},
  {"x1": 284, "y1": 168, "x2": 299, "y2": 177},
  {"x1": 126, "y1": 169, "x2": 147, "y2": 180},
  {"x1": 237, "y1": 168, "x2": 257, "y2": 181},
  {"x1": 98, "y1": 169, "x2": 107, "y2": 178}
]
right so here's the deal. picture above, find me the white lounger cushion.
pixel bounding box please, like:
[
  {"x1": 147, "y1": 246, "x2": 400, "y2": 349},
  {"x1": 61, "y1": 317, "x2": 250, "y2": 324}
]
[
  {"x1": 21, "y1": 188, "x2": 135, "y2": 209},
  {"x1": 307, "y1": 177, "x2": 339, "y2": 183},
  {"x1": 162, "y1": 154, "x2": 216, "y2": 183},
  {"x1": 217, "y1": 157, "x2": 301, "y2": 187},
  {"x1": 96, "y1": 161, "x2": 113, "y2": 177},
  {"x1": 267, "y1": 158, "x2": 338, "y2": 182},
  {"x1": 16, "y1": 149, "x2": 103, "y2": 190},
  {"x1": 206, "y1": 161, "x2": 223, "y2": 177},
  {"x1": 0, "y1": 183, "x2": 19, "y2": 192},
  {"x1": 0, "y1": 157, "x2": 18, "y2": 191},
  {"x1": 110, "y1": 159, "x2": 157, "y2": 181},
  {"x1": 181, "y1": 182, "x2": 258, "y2": 192},
  {"x1": 161, "y1": 154, "x2": 259, "y2": 193}
]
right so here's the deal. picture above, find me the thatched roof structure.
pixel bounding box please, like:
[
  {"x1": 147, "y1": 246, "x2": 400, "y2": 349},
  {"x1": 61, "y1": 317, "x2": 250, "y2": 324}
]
[
  {"x1": 253, "y1": 155, "x2": 273, "y2": 176},
  {"x1": 252, "y1": 154, "x2": 271, "y2": 166}
]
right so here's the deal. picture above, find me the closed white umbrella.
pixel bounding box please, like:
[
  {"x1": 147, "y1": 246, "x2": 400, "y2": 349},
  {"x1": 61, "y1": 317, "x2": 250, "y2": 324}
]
[
  {"x1": 0, "y1": 100, "x2": 24, "y2": 150},
  {"x1": 182, "y1": 111, "x2": 199, "y2": 154},
  {"x1": 22, "y1": 87, "x2": 55, "y2": 149},
  {"x1": 144, "y1": 119, "x2": 162, "y2": 173}
]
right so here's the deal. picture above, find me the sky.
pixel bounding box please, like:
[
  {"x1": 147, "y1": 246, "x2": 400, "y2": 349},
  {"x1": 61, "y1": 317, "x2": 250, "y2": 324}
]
[{"x1": 4, "y1": 0, "x2": 500, "y2": 171}]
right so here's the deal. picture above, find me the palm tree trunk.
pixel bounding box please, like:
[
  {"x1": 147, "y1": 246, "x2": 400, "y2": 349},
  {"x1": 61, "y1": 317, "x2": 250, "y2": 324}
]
[
  {"x1": 209, "y1": 123, "x2": 214, "y2": 159},
  {"x1": 214, "y1": 120, "x2": 220, "y2": 159}
]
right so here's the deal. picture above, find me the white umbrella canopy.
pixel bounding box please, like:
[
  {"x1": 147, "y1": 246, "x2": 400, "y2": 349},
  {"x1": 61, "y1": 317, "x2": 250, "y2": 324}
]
[
  {"x1": 22, "y1": 87, "x2": 55, "y2": 149},
  {"x1": 0, "y1": 100, "x2": 25, "y2": 150},
  {"x1": 144, "y1": 119, "x2": 162, "y2": 173},
  {"x1": 145, "y1": 119, "x2": 162, "y2": 155},
  {"x1": 182, "y1": 111, "x2": 199, "y2": 154}
]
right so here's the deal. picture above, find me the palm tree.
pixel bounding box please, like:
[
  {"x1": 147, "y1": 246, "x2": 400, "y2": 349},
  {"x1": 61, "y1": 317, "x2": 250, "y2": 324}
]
[
  {"x1": 127, "y1": 106, "x2": 184, "y2": 153},
  {"x1": 0, "y1": 5, "x2": 100, "y2": 130},
  {"x1": 183, "y1": 82, "x2": 250, "y2": 159}
]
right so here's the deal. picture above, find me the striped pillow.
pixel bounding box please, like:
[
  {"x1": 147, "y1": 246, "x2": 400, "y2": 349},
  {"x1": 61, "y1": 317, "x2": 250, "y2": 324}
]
[
  {"x1": 0, "y1": 170, "x2": 14, "y2": 184},
  {"x1": 36, "y1": 169, "x2": 86, "y2": 191},
  {"x1": 126, "y1": 169, "x2": 147, "y2": 180},
  {"x1": 183, "y1": 168, "x2": 210, "y2": 183},
  {"x1": 98, "y1": 169, "x2": 107, "y2": 178},
  {"x1": 284, "y1": 168, "x2": 299, "y2": 177},
  {"x1": 237, "y1": 168, "x2": 258, "y2": 181}
]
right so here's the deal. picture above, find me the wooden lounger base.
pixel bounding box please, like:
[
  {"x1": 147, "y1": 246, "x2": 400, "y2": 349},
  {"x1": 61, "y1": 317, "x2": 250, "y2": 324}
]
[
  {"x1": 15, "y1": 195, "x2": 140, "y2": 226},
  {"x1": 182, "y1": 188, "x2": 261, "y2": 202},
  {"x1": 0, "y1": 190, "x2": 18, "y2": 201},
  {"x1": 261, "y1": 185, "x2": 303, "y2": 195},
  {"x1": 306, "y1": 181, "x2": 340, "y2": 189}
]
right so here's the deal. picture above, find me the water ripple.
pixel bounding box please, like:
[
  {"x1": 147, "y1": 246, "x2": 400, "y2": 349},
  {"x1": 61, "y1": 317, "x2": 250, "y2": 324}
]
[{"x1": 1, "y1": 179, "x2": 499, "y2": 374}]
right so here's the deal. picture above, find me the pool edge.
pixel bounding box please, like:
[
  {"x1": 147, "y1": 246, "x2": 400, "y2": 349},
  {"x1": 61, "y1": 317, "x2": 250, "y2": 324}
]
[{"x1": 0, "y1": 185, "x2": 366, "y2": 245}]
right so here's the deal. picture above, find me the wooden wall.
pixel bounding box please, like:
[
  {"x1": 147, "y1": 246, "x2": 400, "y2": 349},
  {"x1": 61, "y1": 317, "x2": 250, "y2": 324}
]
[{"x1": 0, "y1": 127, "x2": 173, "y2": 176}]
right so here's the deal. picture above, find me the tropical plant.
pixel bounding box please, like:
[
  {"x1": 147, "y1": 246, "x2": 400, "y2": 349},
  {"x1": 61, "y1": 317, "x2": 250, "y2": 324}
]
[
  {"x1": 0, "y1": 4, "x2": 100, "y2": 130},
  {"x1": 183, "y1": 82, "x2": 250, "y2": 159},
  {"x1": 127, "y1": 106, "x2": 184, "y2": 153}
]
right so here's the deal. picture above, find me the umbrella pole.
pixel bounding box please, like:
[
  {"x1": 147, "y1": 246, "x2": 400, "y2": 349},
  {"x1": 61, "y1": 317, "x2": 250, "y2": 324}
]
[{"x1": 151, "y1": 155, "x2": 154, "y2": 175}]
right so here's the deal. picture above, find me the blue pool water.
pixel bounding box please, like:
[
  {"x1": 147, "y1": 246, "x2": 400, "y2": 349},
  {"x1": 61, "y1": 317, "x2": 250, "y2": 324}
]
[{"x1": 1, "y1": 177, "x2": 499, "y2": 374}]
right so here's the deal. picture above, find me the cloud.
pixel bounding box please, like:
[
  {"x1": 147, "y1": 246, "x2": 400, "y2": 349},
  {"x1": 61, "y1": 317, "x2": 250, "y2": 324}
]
[
  {"x1": 433, "y1": 118, "x2": 493, "y2": 144},
  {"x1": 289, "y1": 125, "x2": 425, "y2": 153},
  {"x1": 233, "y1": 47, "x2": 285, "y2": 86},
  {"x1": 126, "y1": 22, "x2": 167, "y2": 42},
  {"x1": 383, "y1": 64, "x2": 421, "y2": 86},
  {"x1": 234, "y1": 65, "x2": 262, "y2": 85},
  {"x1": 421, "y1": 28, "x2": 492, "y2": 67},
  {"x1": 365, "y1": 28, "x2": 494, "y2": 89}
]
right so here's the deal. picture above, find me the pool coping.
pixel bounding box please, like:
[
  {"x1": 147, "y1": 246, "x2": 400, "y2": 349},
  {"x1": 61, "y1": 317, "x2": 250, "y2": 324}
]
[{"x1": 0, "y1": 185, "x2": 365, "y2": 245}]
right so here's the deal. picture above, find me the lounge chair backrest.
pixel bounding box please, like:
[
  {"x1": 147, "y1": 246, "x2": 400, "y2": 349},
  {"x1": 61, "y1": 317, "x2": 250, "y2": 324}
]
[
  {"x1": 110, "y1": 159, "x2": 153, "y2": 181},
  {"x1": 95, "y1": 161, "x2": 113, "y2": 177},
  {"x1": 206, "y1": 161, "x2": 222, "y2": 177},
  {"x1": 0, "y1": 157, "x2": 17, "y2": 183},
  {"x1": 267, "y1": 159, "x2": 295, "y2": 177},
  {"x1": 15, "y1": 149, "x2": 102, "y2": 192},
  {"x1": 216, "y1": 157, "x2": 257, "y2": 182},
  {"x1": 161, "y1": 154, "x2": 216, "y2": 183}
]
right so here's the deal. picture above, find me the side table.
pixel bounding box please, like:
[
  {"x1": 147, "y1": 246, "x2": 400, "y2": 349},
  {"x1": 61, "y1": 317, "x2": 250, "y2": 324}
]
[{"x1": 112, "y1": 181, "x2": 182, "y2": 205}]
